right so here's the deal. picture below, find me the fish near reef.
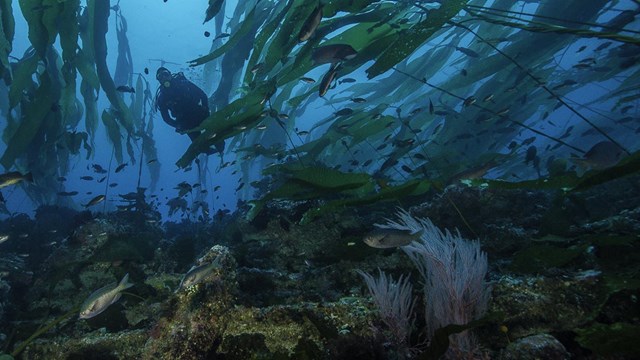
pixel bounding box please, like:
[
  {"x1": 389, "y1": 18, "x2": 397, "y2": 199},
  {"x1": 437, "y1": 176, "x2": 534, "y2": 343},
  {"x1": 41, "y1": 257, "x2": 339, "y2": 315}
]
[
  {"x1": 176, "y1": 256, "x2": 222, "y2": 292},
  {"x1": 0, "y1": 171, "x2": 33, "y2": 188},
  {"x1": 363, "y1": 229, "x2": 424, "y2": 248},
  {"x1": 79, "y1": 273, "x2": 134, "y2": 319},
  {"x1": 571, "y1": 141, "x2": 625, "y2": 170}
]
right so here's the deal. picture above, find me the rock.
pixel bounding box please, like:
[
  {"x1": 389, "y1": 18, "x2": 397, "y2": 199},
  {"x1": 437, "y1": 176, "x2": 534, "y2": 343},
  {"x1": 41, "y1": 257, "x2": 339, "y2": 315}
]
[{"x1": 503, "y1": 334, "x2": 570, "y2": 360}]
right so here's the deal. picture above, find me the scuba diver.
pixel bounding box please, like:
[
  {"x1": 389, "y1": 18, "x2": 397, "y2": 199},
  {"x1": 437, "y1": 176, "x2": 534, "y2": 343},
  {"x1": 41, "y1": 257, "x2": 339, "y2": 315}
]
[{"x1": 155, "y1": 67, "x2": 224, "y2": 155}]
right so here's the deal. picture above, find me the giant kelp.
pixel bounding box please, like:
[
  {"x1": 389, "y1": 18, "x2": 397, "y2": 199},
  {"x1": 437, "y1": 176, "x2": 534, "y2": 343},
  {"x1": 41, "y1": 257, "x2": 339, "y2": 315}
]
[
  {"x1": 183, "y1": 0, "x2": 638, "y2": 213},
  {"x1": 0, "y1": 0, "x2": 159, "y2": 206},
  {"x1": 1, "y1": 0, "x2": 638, "y2": 211}
]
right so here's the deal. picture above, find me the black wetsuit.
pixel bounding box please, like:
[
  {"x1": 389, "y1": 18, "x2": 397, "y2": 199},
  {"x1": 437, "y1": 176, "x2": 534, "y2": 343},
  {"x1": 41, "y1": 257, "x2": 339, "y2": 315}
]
[{"x1": 156, "y1": 73, "x2": 224, "y2": 154}]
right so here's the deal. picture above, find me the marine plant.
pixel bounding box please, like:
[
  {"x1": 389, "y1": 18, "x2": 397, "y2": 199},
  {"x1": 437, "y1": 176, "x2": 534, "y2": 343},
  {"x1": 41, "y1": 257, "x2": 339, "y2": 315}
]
[
  {"x1": 356, "y1": 269, "x2": 415, "y2": 355},
  {"x1": 0, "y1": 0, "x2": 159, "y2": 206},
  {"x1": 363, "y1": 209, "x2": 491, "y2": 357},
  {"x1": 182, "y1": 0, "x2": 638, "y2": 217},
  {"x1": 2, "y1": 0, "x2": 638, "y2": 211}
]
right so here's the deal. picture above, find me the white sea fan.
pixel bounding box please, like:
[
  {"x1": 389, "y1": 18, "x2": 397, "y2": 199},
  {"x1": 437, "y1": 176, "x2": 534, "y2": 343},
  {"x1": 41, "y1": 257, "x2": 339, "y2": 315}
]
[
  {"x1": 381, "y1": 208, "x2": 491, "y2": 353},
  {"x1": 356, "y1": 269, "x2": 415, "y2": 348}
]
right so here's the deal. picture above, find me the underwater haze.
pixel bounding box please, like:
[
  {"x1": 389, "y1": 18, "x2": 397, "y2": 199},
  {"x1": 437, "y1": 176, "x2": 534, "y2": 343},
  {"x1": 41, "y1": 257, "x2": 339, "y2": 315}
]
[{"x1": 0, "y1": 0, "x2": 640, "y2": 359}]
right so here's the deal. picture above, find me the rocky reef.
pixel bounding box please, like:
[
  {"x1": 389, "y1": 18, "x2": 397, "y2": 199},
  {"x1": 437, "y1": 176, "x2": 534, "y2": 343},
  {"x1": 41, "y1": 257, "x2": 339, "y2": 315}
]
[{"x1": 0, "y1": 175, "x2": 639, "y2": 359}]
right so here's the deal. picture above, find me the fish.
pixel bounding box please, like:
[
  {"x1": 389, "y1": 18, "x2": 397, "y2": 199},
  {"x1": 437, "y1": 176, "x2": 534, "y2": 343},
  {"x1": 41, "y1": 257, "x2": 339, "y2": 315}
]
[
  {"x1": 312, "y1": 44, "x2": 357, "y2": 65},
  {"x1": 109, "y1": 183, "x2": 118, "y2": 188},
  {"x1": 203, "y1": 0, "x2": 224, "y2": 24},
  {"x1": 449, "y1": 161, "x2": 497, "y2": 183},
  {"x1": 363, "y1": 228, "x2": 424, "y2": 248},
  {"x1": 619, "y1": 105, "x2": 633, "y2": 114},
  {"x1": 176, "y1": 257, "x2": 221, "y2": 292},
  {"x1": 80, "y1": 176, "x2": 94, "y2": 181},
  {"x1": 429, "y1": 99, "x2": 434, "y2": 114},
  {"x1": 0, "y1": 172, "x2": 33, "y2": 189},
  {"x1": 79, "y1": 273, "x2": 134, "y2": 319},
  {"x1": 215, "y1": 33, "x2": 230, "y2": 40},
  {"x1": 616, "y1": 116, "x2": 634, "y2": 124},
  {"x1": 116, "y1": 85, "x2": 135, "y2": 93},
  {"x1": 92, "y1": 164, "x2": 108, "y2": 174},
  {"x1": 522, "y1": 137, "x2": 536, "y2": 146},
  {"x1": 339, "y1": 78, "x2": 356, "y2": 84},
  {"x1": 0, "y1": 234, "x2": 9, "y2": 244},
  {"x1": 319, "y1": 63, "x2": 340, "y2": 97},
  {"x1": 57, "y1": 191, "x2": 78, "y2": 196},
  {"x1": 525, "y1": 146, "x2": 537, "y2": 165},
  {"x1": 204, "y1": 31, "x2": 211, "y2": 37},
  {"x1": 351, "y1": 97, "x2": 366, "y2": 103},
  {"x1": 250, "y1": 63, "x2": 264, "y2": 74},
  {"x1": 463, "y1": 96, "x2": 476, "y2": 107},
  {"x1": 84, "y1": 195, "x2": 106, "y2": 208},
  {"x1": 552, "y1": 79, "x2": 578, "y2": 90},
  {"x1": 559, "y1": 125, "x2": 574, "y2": 139},
  {"x1": 298, "y1": 3, "x2": 323, "y2": 42},
  {"x1": 144, "y1": 67, "x2": 149, "y2": 75},
  {"x1": 570, "y1": 141, "x2": 624, "y2": 170},
  {"x1": 98, "y1": 176, "x2": 107, "y2": 183},
  {"x1": 401, "y1": 165, "x2": 413, "y2": 174},
  {"x1": 300, "y1": 77, "x2": 316, "y2": 83},
  {"x1": 115, "y1": 163, "x2": 128, "y2": 173},
  {"x1": 147, "y1": 159, "x2": 157, "y2": 164},
  {"x1": 335, "y1": 108, "x2": 354, "y2": 116}
]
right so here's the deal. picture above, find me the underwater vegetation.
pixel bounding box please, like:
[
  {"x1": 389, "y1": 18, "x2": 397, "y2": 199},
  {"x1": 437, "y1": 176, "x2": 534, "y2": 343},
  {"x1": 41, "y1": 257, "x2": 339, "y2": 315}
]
[
  {"x1": 0, "y1": 0, "x2": 638, "y2": 216},
  {"x1": 0, "y1": 0, "x2": 639, "y2": 359},
  {"x1": 0, "y1": 172, "x2": 638, "y2": 359}
]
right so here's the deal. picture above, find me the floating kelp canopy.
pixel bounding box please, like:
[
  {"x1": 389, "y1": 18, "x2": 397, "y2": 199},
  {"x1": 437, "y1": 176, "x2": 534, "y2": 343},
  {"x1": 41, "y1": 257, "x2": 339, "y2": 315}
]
[{"x1": 0, "y1": 0, "x2": 638, "y2": 217}]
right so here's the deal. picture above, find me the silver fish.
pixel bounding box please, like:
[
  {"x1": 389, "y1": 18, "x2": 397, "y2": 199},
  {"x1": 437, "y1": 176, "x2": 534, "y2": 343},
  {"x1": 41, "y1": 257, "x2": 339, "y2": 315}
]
[
  {"x1": 84, "y1": 195, "x2": 105, "y2": 208},
  {"x1": 176, "y1": 256, "x2": 221, "y2": 292},
  {"x1": 79, "y1": 273, "x2": 133, "y2": 319},
  {"x1": 363, "y1": 229, "x2": 424, "y2": 248},
  {"x1": 0, "y1": 171, "x2": 33, "y2": 189}
]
